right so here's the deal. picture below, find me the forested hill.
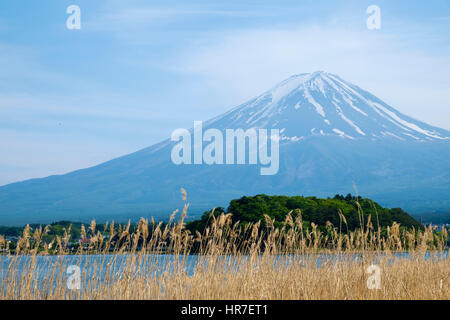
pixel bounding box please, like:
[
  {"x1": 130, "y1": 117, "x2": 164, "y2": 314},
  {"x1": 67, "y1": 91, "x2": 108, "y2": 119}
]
[
  {"x1": 0, "y1": 194, "x2": 423, "y2": 238},
  {"x1": 186, "y1": 194, "x2": 423, "y2": 232}
]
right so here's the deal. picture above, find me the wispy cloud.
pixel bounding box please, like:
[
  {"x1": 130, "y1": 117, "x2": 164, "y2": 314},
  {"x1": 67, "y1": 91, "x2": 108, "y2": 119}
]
[{"x1": 88, "y1": 3, "x2": 274, "y2": 44}]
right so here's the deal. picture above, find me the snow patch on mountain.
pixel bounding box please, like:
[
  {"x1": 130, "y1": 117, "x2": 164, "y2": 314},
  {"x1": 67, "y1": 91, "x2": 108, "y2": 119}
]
[
  {"x1": 270, "y1": 74, "x2": 308, "y2": 103},
  {"x1": 371, "y1": 102, "x2": 446, "y2": 140},
  {"x1": 303, "y1": 87, "x2": 326, "y2": 117},
  {"x1": 333, "y1": 128, "x2": 355, "y2": 140},
  {"x1": 206, "y1": 71, "x2": 450, "y2": 143}
]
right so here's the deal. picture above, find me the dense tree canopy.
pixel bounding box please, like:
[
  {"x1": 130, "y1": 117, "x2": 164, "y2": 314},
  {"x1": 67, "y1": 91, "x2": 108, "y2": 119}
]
[{"x1": 186, "y1": 194, "x2": 423, "y2": 233}]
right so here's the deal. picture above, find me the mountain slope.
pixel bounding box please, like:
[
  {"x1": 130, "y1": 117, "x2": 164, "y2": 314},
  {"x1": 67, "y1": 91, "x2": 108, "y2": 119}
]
[
  {"x1": 207, "y1": 71, "x2": 448, "y2": 141},
  {"x1": 1, "y1": 71, "x2": 449, "y2": 225}
]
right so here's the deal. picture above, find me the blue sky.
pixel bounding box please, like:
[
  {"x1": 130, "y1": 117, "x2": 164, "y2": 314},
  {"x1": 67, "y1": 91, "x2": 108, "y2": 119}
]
[{"x1": 1, "y1": 0, "x2": 450, "y2": 185}]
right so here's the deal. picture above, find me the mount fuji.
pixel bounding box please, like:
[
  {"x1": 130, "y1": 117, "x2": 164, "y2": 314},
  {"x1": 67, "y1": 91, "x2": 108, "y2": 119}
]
[{"x1": 1, "y1": 71, "x2": 450, "y2": 225}]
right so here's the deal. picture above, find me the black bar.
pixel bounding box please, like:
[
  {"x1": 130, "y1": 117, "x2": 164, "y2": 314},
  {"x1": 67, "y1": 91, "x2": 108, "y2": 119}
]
[{"x1": 1, "y1": 300, "x2": 448, "y2": 319}]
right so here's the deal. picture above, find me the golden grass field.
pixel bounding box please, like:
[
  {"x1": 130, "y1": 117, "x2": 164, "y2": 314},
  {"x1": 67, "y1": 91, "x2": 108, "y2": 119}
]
[{"x1": 0, "y1": 200, "x2": 449, "y2": 300}]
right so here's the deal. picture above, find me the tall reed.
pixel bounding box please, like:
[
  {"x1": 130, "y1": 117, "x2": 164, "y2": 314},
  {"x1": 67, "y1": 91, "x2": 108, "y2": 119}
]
[{"x1": 0, "y1": 196, "x2": 448, "y2": 300}]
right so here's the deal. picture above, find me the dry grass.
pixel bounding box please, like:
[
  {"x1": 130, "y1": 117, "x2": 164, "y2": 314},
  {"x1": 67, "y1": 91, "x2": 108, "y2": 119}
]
[{"x1": 0, "y1": 200, "x2": 449, "y2": 300}]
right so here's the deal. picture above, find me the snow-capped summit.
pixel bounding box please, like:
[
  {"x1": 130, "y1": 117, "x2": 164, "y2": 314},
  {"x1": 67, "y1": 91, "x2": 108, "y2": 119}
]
[
  {"x1": 1, "y1": 71, "x2": 450, "y2": 225},
  {"x1": 207, "y1": 71, "x2": 449, "y2": 142}
]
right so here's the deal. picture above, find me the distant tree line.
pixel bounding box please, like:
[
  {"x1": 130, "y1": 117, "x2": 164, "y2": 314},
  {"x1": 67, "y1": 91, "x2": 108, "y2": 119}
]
[{"x1": 0, "y1": 194, "x2": 425, "y2": 244}]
